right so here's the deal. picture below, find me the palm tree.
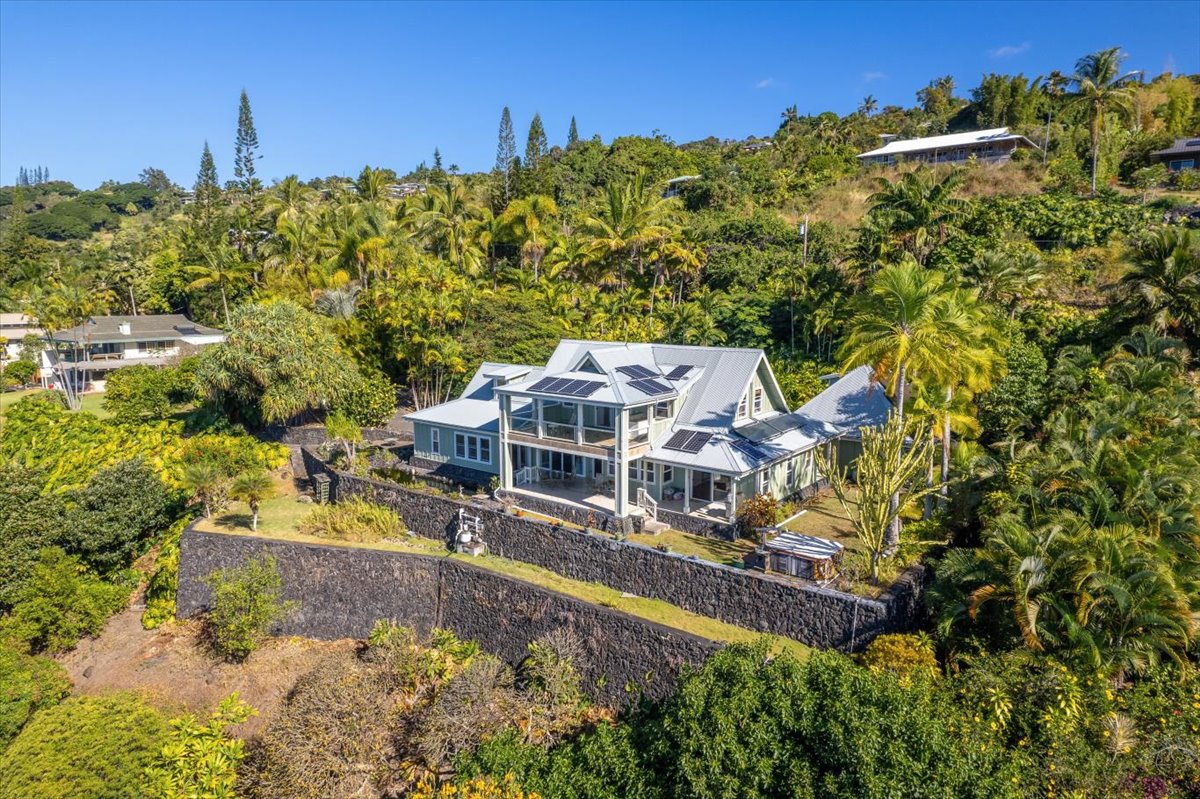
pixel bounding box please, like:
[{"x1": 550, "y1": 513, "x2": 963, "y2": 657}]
[
  {"x1": 501, "y1": 195, "x2": 559, "y2": 280},
  {"x1": 182, "y1": 461, "x2": 227, "y2": 518},
  {"x1": 415, "y1": 179, "x2": 484, "y2": 275},
  {"x1": 581, "y1": 169, "x2": 678, "y2": 285},
  {"x1": 1069, "y1": 48, "x2": 1140, "y2": 194},
  {"x1": 867, "y1": 169, "x2": 971, "y2": 264},
  {"x1": 1119, "y1": 228, "x2": 1200, "y2": 343},
  {"x1": 839, "y1": 258, "x2": 961, "y2": 549},
  {"x1": 858, "y1": 95, "x2": 878, "y2": 117},
  {"x1": 961, "y1": 250, "x2": 1045, "y2": 319},
  {"x1": 1034, "y1": 70, "x2": 1070, "y2": 163},
  {"x1": 230, "y1": 470, "x2": 275, "y2": 532},
  {"x1": 186, "y1": 244, "x2": 254, "y2": 326}
]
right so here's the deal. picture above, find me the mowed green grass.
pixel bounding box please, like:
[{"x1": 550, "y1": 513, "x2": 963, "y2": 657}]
[{"x1": 0, "y1": 388, "x2": 111, "y2": 420}]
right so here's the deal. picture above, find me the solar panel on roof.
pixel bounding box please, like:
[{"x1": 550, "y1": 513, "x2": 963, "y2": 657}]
[
  {"x1": 617, "y1": 364, "x2": 658, "y2": 379},
  {"x1": 628, "y1": 378, "x2": 672, "y2": 396},
  {"x1": 732, "y1": 438, "x2": 769, "y2": 461},
  {"x1": 665, "y1": 365, "x2": 692, "y2": 380},
  {"x1": 528, "y1": 377, "x2": 557, "y2": 393},
  {"x1": 567, "y1": 380, "x2": 604, "y2": 397},
  {"x1": 663, "y1": 429, "x2": 712, "y2": 453}
]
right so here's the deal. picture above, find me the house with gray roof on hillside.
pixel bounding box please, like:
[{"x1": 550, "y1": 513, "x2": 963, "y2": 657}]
[
  {"x1": 406, "y1": 339, "x2": 892, "y2": 533},
  {"x1": 47, "y1": 314, "x2": 225, "y2": 393}
]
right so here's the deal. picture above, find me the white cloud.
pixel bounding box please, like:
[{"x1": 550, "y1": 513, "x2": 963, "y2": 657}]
[
  {"x1": 989, "y1": 42, "x2": 1031, "y2": 58},
  {"x1": 863, "y1": 71, "x2": 887, "y2": 82},
  {"x1": 754, "y1": 78, "x2": 774, "y2": 90}
]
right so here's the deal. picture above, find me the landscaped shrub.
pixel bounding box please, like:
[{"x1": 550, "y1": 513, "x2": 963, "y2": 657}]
[
  {"x1": 0, "y1": 643, "x2": 71, "y2": 749},
  {"x1": 1, "y1": 358, "x2": 36, "y2": 387},
  {"x1": 1, "y1": 547, "x2": 129, "y2": 654},
  {"x1": 336, "y1": 370, "x2": 397, "y2": 428},
  {"x1": 297, "y1": 498, "x2": 405, "y2": 542},
  {"x1": 203, "y1": 553, "x2": 298, "y2": 661},
  {"x1": 0, "y1": 464, "x2": 66, "y2": 610},
  {"x1": 143, "y1": 693, "x2": 255, "y2": 799},
  {"x1": 0, "y1": 693, "x2": 169, "y2": 799},
  {"x1": 735, "y1": 492, "x2": 779, "y2": 538},
  {"x1": 61, "y1": 457, "x2": 177, "y2": 575},
  {"x1": 103, "y1": 364, "x2": 175, "y2": 422},
  {"x1": 858, "y1": 633, "x2": 939, "y2": 679},
  {"x1": 410, "y1": 774, "x2": 541, "y2": 799}
]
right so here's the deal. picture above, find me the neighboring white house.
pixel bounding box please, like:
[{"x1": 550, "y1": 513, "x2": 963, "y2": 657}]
[
  {"x1": 47, "y1": 314, "x2": 225, "y2": 393},
  {"x1": 857, "y1": 127, "x2": 1038, "y2": 167},
  {"x1": 0, "y1": 313, "x2": 43, "y2": 360},
  {"x1": 406, "y1": 339, "x2": 892, "y2": 529}
]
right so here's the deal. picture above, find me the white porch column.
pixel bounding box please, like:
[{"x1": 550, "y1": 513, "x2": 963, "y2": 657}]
[
  {"x1": 536, "y1": 399, "x2": 544, "y2": 438},
  {"x1": 498, "y1": 394, "x2": 513, "y2": 490},
  {"x1": 614, "y1": 408, "x2": 629, "y2": 517},
  {"x1": 575, "y1": 403, "x2": 584, "y2": 444},
  {"x1": 683, "y1": 467, "x2": 691, "y2": 514},
  {"x1": 728, "y1": 475, "x2": 738, "y2": 521}
]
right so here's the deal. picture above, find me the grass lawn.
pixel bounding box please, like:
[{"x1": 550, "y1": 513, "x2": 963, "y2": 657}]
[
  {"x1": 780, "y1": 489, "x2": 860, "y2": 552},
  {"x1": 198, "y1": 493, "x2": 811, "y2": 660},
  {"x1": 0, "y1": 387, "x2": 111, "y2": 420},
  {"x1": 627, "y1": 528, "x2": 756, "y2": 567}
]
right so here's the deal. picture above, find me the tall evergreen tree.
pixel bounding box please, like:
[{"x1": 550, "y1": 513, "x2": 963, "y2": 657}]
[
  {"x1": 433, "y1": 147, "x2": 444, "y2": 173},
  {"x1": 193, "y1": 142, "x2": 222, "y2": 242},
  {"x1": 568, "y1": 116, "x2": 579, "y2": 146},
  {"x1": 525, "y1": 113, "x2": 548, "y2": 169},
  {"x1": 495, "y1": 106, "x2": 517, "y2": 203},
  {"x1": 17, "y1": 167, "x2": 27, "y2": 187},
  {"x1": 234, "y1": 90, "x2": 261, "y2": 206}
]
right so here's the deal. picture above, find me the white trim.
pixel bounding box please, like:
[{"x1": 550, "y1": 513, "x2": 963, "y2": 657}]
[
  {"x1": 454, "y1": 432, "x2": 492, "y2": 465},
  {"x1": 430, "y1": 427, "x2": 441, "y2": 455}
]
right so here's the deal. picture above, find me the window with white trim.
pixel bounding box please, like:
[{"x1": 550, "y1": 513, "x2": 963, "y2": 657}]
[
  {"x1": 785, "y1": 458, "x2": 795, "y2": 487},
  {"x1": 628, "y1": 460, "x2": 655, "y2": 484},
  {"x1": 430, "y1": 427, "x2": 441, "y2": 455},
  {"x1": 737, "y1": 394, "x2": 748, "y2": 418},
  {"x1": 454, "y1": 433, "x2": 492, "y2": 465},
  {"x1": 654, "y1": 401, "x2": 672, "y2": 420},
  {"x1": 757, "y1": 468, "x2": 770, "y2": 495},
  {"x1": 753, "y1": 387, "x2": 763, "y2": 415},
  {"x1": 661, "y1": 464, "x2": 673, "y2": 484}
]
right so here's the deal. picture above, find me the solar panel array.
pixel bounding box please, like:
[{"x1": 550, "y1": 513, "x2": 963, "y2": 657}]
[
  {"x1": 527, "y1": 377, "x2": 605, "y2": 397},
  {"x1": 664, "y1": 429, "x2": 713, "y2": 453},
  {"x1": 665, "y1": 365, "x2": 692, "y2": 380},
  {"x1": 616, "y1": 364, "x2": 658, "y2": 379},
  {"x1": 732, "y1": 438, "x2": 769, "y2": 461},
  {"x1": 627, "y1": 378, "x2": 673, "y2": 396}
]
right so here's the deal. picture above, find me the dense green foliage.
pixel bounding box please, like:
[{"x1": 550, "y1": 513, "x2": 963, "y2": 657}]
[
  {"x1": 0, "y1": 644, "x2": 71, "y2": 749},
  {"x1": 0, "y1": 464, "x2": 65, "y2": 610},
  {"x1": 203, "y1": 554, "x2": 298, "y2": 661},
  {"x1": 297, "y1": 497, "x2": 406, "y2": 542},
  {"x1": 143, "y1": 693, "x2": 255, "y2": 799},
  {"x1": 0, "y1": 693, "x2": 169, "y2": 798}
]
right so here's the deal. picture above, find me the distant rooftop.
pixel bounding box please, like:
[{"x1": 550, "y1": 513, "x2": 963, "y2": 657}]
[
  {"x1": 51, "y1": 314, "x2": 224, "y2": 343},
  {"x1": 857, "y1": 127, "x2": 1037, "y2": 159}
]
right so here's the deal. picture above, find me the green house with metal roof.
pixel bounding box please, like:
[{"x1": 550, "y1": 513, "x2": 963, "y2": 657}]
[{"x1": 406, "y1": 340, "x2": 891, "y2": 532}]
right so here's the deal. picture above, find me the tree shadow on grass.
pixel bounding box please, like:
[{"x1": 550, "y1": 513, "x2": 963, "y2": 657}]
[{"x1": 212, "y1": 512, "x2": 255, "y2": 532}]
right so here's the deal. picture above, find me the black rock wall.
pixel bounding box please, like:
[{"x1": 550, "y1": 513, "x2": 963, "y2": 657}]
[
  {"x1": 177, "y1": 528, "x2": 720, "y2": 706},
  {"x1": 307, "y1": 455, "x2": 925, "y2": 652}
]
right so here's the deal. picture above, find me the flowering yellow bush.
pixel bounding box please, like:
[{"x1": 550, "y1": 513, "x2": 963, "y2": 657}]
[{"x1": 409, "y1": 773, "x2": 540, "y2": 799}]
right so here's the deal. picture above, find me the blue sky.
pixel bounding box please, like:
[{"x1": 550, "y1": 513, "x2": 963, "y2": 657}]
[{"x1": 2, "y1": 0, "x2": 1197, "y2": 189}]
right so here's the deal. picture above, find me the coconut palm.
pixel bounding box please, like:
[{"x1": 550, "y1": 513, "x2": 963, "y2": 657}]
[
  {"x1": 867, "y1": 169, "x2": 971, "y2": 264},
  {"x1": 230, "y1": 470, "x2": 275, "y2": 532},
  {"x1": 415, "y1": 179, "x2": 484, "y2": 275},
  {"x1": 581, "y1": 169, "x2": 678, "y2": 284},
  {"x1": 961, "y1": 250, "x2": 1045, "y2": 319},
  {"x1": 1069, "y1": 47, "x2": 1140, "y2": 194}
]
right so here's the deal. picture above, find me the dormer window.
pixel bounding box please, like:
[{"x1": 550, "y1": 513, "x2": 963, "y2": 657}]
[
  {"x1": 753, "y1": 387, "x2": 763, "y2": 415},
  {"x1": 737, "y1": 395, "x2": 747, "y2": 419},
  {"x1": 654, "y1": 400, "x2": 672, "y2": 420}
]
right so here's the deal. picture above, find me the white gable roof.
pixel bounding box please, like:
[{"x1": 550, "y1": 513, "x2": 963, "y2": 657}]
[{"x1": 857, "y1": 127, "x2": 1036, "y2": 159}]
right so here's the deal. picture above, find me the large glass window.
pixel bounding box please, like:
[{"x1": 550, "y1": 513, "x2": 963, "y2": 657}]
[
  {"x1": 454, "y1": 433, "x2": 492, "y2": 465},
  {"x1": 753, "y1": 387, "x2": 763, "y2": 415},
  {"x1": 628, "y1": 460, "x2": 655, "y2": 484},
  {"x1": 430, "y1": 428, "x2": 441, "y2": 455}
]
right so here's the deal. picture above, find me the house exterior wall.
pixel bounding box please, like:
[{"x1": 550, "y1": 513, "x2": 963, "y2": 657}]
[{"x1": 412, "y1": 421, "x2": 500, "y2": 476}]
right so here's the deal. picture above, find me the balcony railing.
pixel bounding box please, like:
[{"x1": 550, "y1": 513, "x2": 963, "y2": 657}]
[
  {"x1": 511, "y1": 416, "x2": 537, "y2": 435},
  {"x1": 543, "y1": 422, "x2": 577, "y2": 441},
  {"x1": 583, "y1": 427, "x2": 616, "y2": 445}
]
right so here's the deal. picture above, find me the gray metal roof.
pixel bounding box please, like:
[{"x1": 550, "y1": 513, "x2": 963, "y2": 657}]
[
  {"x1": 1152, "y1": 137, "x2": 1200, "y2": 157},
  {"x1": 765, "y1": 531, "x2": 844, "y2": 561},
  {"x1": 52, "y1": 315, "x2": 224, "y2": 344},
  {"x1": 407, "y1": 361, "x2": 542, "y2": 433},
  {"x1": 794, "y1": 366, "x2": 892, "y2": 434}
]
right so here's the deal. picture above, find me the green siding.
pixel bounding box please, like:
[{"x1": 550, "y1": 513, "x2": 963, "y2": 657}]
[{"x1": 412, "y1": 421, "x2": 500, "y2": 475}]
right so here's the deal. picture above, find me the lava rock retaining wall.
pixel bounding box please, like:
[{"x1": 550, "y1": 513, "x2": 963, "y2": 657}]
[
  {"x1": 176, "y1": 528, "x2": 719, "y2": 705},
  {"x1": 306, "y1": 451, "x2": 924, "y2": 652}
]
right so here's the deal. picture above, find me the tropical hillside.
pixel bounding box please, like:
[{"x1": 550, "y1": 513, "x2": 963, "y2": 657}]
[{"x1": 1, "y1": 45, "x2": 1198, "y2": 799}]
